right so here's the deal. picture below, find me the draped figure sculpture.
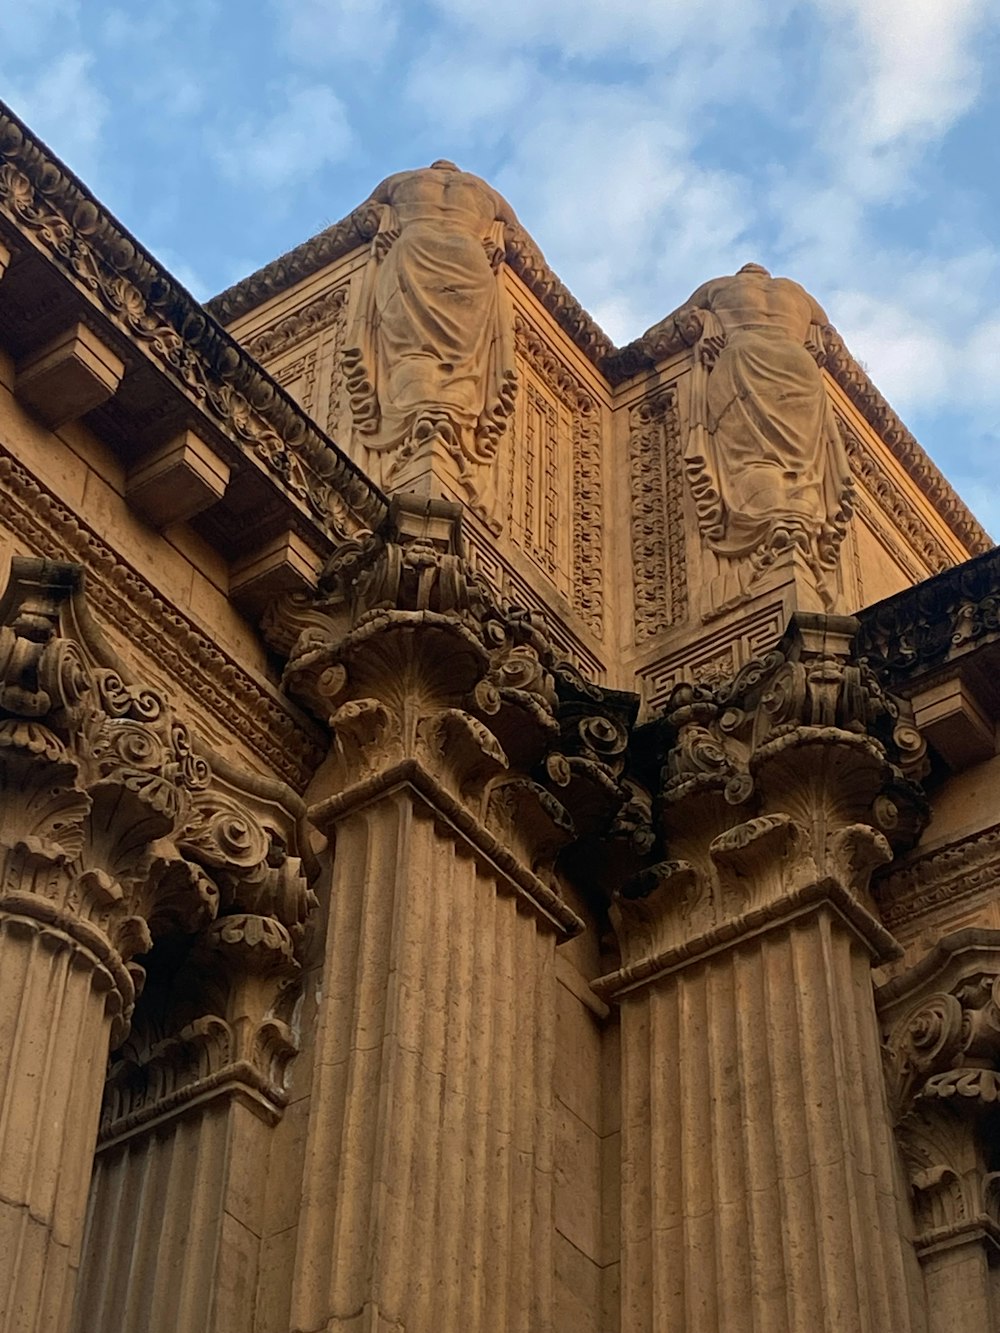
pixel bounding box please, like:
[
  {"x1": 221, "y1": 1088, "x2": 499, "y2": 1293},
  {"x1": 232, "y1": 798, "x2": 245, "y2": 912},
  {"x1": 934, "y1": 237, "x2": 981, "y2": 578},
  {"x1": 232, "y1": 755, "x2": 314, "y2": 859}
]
[
  {"x1": 664, "y1": 264, "x2": 852, "y2": 614},
  {"x1": 343, "y1": 160, "x2": 518, "y2": 524}
]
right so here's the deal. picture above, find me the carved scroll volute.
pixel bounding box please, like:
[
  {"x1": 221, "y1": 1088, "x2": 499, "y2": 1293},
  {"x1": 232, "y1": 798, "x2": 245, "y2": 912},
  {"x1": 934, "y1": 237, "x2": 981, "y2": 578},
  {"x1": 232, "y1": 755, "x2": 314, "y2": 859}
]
[
  {"x1": 879, "y1": 934, "x2": 1000, "y2": 1257},
  {"x1": 609, "y1": 612, "x2": 929, "y2": 978},
  {"x1": 0, "y1": 557, "x2": 318, "y2": 1042}
]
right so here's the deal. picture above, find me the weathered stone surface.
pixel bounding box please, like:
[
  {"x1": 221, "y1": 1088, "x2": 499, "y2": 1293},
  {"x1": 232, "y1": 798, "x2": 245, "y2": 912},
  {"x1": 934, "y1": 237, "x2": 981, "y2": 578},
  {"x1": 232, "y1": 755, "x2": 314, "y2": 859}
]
[{"x1": 2, "y1": 97, "x2": 1000, "y2": 1333}]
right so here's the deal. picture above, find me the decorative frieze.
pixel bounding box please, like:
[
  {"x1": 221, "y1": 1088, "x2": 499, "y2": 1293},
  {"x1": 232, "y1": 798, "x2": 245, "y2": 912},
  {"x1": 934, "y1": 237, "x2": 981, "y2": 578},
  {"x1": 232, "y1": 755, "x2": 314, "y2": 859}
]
[
  {"x1": 513, "y1": 315, "x2": 604, "y2": 637},
  {"x1": 628, "y1": 387, "x2": 687, "y2": 640},
  {"x1": 0, "y1": 440, "x2": 324, "y2": 790},
  {"x1": 0, "y1": 106, "x2": 382, "y2": 539},
  {"x1": 878, "y1": 824, "x2": 1000, "y2": 936},
  {"x1": 856, "y1": 544, "x2": 1000, "y2": 686},
  {"x1": 243, "y1": 285, "x2": 349, "y2": 364},
  {"x1": 841, "y1": 420, "x2": 952, "y2": 576}
]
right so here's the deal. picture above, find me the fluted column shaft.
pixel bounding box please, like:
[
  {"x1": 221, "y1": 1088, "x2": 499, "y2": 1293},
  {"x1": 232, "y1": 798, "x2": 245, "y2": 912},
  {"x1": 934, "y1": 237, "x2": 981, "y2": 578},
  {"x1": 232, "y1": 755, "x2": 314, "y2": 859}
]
[
  {"x1": 615, "y1": 902, "x2": 918, "y2": 1333},
  {"x1": 290, "y1": 787, "x2": 561, "y2": 1333},
  {"x1": 0, "y1": 897, "x2": 130, "y2": 1333}
]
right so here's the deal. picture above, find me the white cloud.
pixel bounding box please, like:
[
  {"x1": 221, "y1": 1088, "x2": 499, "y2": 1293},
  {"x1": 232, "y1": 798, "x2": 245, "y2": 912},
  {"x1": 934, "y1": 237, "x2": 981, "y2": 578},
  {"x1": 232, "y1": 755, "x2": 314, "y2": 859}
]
[
  {"x1": 271, "y1": 0, "x2": 399, "y2": 68},
  {"x1": 3, "y1": 50, "x2": 110, "y2": 178},
  {"x1": 0, "y1": 0, "x2": 79, "y2": 57},
  {"x1": 405, "y1": 45, "x2": 536, "y2": 141},
  {"x1": 836, "y1": 0, "x2": 992, "y2": 150},
  {"x1": 213, "y1": 85, "x2": 354, "y2": 190},
  {"x1": 428, "y1": 0, "x2": 789, "y2": 66}
]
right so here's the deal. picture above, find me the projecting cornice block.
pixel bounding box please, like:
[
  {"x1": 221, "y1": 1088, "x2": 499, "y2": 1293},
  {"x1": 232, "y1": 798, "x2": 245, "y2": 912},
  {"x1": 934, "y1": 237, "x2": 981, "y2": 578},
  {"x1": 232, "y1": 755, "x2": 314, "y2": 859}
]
[
  {"x1": 15, "y1": 321, "x2": 125, "y2": 427},
  {"x1": 911, "y1": 673, "x2": 997, "y2": 771},
  {"x1": 230, "y1": 529, "x2": 324, "y2": 612},
  {"x1": 126, "y1": 429, "x2": 231, "y2": 528}
]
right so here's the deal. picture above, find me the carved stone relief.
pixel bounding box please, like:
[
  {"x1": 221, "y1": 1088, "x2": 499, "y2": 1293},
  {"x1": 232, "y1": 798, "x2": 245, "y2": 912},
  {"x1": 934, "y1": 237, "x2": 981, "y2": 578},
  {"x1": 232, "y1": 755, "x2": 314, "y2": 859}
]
[
  {"x1": 0, "y1": 119, "x2": 379, "y2": 538},
  {"x1": 271, "y1": 347, "x2": 318, "y2": 416},
  {"x1": 878, "y1": 824, "x2": 1000, "y2": 941},
  {"x1": 463, "y1": 522, "x2": 605, "y2": 682},
  {"x1": 243, "y1": 285, "x2": 351, "y2": 443},
  {"x1": 638, "y1": 599, "x2": 786, "y2": 713},
  {"x1": 840, "y1": 418, "x2": 952, "y2": 578},
  {"x1": 0, "y1": 441, "x2": 324, "y2": 791},
  {"x1": 628, "y1": 387, "x2": 687, "y2": 641},
  {"x1": 342, "y1": 161, "x2": 518, "y2": 518},
  {"x1": 881, "y1": 934, "x2": 1000, "y2": 1267},
  {"x1": 648, "y1": 265, "x2": 854, "y2": 615},
  {"x1": 511, "y1": 315, "x2": 604, "y2": 638}
]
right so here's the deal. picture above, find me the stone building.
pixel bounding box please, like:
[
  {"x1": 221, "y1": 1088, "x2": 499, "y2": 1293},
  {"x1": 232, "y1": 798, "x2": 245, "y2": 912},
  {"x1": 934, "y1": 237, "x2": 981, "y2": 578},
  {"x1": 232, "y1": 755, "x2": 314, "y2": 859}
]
[{"x1": 1, "y1": 100, "x2": 999, "y2": 1333}]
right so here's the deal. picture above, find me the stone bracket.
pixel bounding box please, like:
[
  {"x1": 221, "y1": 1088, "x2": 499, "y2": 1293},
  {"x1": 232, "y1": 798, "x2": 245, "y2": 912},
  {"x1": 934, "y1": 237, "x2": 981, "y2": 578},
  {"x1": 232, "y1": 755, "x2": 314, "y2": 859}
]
[
  {"x1": 15, "y1": 321, "x2": 125, "y2": 428},
  {"x1": 126, "y1": 428, "x2": 231, "y2": 528}
]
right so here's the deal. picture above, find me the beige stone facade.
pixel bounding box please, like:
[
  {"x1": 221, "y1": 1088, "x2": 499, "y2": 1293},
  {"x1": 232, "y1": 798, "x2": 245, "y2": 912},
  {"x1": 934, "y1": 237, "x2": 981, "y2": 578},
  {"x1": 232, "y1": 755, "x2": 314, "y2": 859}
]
[{"x1": 1, "y1": 98, "x2": 999, "y2": 1332}]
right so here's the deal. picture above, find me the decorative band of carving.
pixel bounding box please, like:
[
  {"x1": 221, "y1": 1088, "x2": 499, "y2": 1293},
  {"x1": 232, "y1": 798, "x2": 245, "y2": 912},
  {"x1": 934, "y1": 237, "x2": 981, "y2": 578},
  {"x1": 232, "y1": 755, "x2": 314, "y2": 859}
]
[
  {"x1": 309, "y1": 756, "x2": 584, "y2": 938},
  {"x1": 877, "y1": 824, "x2": 1000, "y2": 931},
  {"x1": 0, "y1": 442, "x2": 325, "y2": 792},
  {"x1": 0, "y1": 102, "x2": 384, "y2": 538}
]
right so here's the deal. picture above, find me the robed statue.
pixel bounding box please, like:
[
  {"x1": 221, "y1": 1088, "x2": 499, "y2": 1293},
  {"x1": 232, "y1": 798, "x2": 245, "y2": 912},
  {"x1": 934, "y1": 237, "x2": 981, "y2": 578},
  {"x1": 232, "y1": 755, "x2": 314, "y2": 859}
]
[
  {"x1": 343, "y1": 160, "x2": 518, "y2": 521},
  {"x1": 663, "y1": 263, "x2": 852, "y2": 612}
]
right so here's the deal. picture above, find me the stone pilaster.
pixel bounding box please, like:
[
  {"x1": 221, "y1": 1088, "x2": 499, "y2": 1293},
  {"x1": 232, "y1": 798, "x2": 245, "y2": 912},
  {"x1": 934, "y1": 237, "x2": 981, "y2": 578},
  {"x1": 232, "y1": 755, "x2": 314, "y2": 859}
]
[
  {"x1": 880, "y1": 929, "x2": 1000, "y2": 1332},
  {"x1": 596, "y1": 614, "x2": 929, "y2": 1333},
  {"x1": 0, "y1": 558, "x2": 316, "y2": 1333},
  {"x1": 271, "y1": 495, "x2": 625, "y2": 1333}
]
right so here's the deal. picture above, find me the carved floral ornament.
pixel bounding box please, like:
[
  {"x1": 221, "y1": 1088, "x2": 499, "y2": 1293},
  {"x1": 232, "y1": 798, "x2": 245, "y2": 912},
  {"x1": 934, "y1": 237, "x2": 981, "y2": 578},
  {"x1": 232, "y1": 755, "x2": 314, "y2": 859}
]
[
  {"x1": 880, "y1": 933, "x2": 1000, "y2": 1247},
  {"x1": 0, "y1": 557, "x2": 316, "y2": 1056},
  {"x1": 271, "y1": 495, "x2": 644, "y2": 932},
  {"x1": 596, "y1": 614, "x2": 929, "y2": 993},
  {"x1": 0, "y1": 105, "x2": 383, "y2": 542}
]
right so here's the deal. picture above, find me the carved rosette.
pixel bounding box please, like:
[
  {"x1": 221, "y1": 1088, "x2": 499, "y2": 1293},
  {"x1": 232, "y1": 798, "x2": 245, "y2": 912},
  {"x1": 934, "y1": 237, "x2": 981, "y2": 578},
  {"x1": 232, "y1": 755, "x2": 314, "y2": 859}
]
[{"x1": 0, "y1": 556, "x2": 317, "y2": 1052}]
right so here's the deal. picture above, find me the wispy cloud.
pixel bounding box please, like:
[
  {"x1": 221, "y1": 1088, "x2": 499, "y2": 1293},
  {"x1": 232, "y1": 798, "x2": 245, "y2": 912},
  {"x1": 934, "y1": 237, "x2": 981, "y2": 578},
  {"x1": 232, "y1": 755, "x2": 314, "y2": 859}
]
[
  {"x1": 270, "y1": 0, "x2": 399, "y2": 68},
  {"x1": 212, "y1": 85, "x2": 354, "y2": 191},
  {"x1": 3, "y1": 50, "x2": 109, "y2": 178}
]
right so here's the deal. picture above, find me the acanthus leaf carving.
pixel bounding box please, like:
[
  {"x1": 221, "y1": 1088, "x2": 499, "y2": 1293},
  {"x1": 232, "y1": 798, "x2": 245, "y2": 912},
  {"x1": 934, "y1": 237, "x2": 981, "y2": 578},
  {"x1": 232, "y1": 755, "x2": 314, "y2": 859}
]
[{"x1": 0, "y1": 556, "x2": 318, "y2": 1050}]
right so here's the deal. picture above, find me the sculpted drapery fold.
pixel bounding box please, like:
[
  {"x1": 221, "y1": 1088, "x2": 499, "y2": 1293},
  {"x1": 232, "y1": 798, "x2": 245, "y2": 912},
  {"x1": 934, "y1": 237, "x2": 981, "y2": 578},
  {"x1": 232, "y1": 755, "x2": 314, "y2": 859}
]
[
  {"x1": 663, "y1": 264, "x2": 853, "y2": 613},
  {"x1": 343, "y1": 160, "x2": 518, "y2": 523}
]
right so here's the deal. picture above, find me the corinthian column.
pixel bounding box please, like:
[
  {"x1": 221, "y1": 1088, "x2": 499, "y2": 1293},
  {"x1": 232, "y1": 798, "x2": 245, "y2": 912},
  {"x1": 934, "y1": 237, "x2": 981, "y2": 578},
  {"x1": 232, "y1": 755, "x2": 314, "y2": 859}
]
[
  {"x1": 0, "y1": 853, "x2": 137, "y2": 1332},
  {"x1": 596, "y1": 615, "x2": 928, "y2": 1333},
  {"x1": 0, "y1": 558, "x2": 316, "y2": 1333},
  {"x1": 277, "y1": 496, "x2": 613, "y2": 1333}
]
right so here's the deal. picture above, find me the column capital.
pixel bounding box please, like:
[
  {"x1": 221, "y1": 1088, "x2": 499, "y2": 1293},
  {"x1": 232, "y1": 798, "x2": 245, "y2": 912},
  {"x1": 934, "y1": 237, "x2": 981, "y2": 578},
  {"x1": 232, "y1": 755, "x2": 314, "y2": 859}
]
[
  {"x1": 879, "y1": 929, "x2": 1000, "y2": 1257},
  {"x1": 0, "y1": 556, "x2": 318, "y2": 1041},
  {"x1": 276, "y1": 492, "x2": 643, "y2": 936},
  {"x1": 600, "y1": 612, "x2": 929, "y2": 996}
]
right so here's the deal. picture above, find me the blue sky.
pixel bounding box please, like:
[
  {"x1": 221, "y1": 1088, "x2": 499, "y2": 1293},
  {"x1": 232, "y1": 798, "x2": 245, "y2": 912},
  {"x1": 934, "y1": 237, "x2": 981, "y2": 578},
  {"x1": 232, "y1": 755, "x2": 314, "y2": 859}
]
[{"x1": 3, "y1": 0, "x2": 998, "y2": 534}]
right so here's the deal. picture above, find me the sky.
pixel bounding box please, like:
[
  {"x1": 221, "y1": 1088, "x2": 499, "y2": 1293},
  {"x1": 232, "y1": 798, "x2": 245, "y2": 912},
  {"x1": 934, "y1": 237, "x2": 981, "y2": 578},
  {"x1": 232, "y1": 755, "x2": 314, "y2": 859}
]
[{"x1": 2, "y1": 0, "x2": 998, "y2": 534}]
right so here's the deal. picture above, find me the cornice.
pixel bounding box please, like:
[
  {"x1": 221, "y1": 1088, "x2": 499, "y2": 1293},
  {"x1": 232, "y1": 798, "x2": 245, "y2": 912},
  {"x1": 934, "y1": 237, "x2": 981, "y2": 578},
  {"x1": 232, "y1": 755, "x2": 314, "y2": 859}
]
[
  {"x1": 0, "y1": 439, "x2": 325, "y2": 792},
  {"x1": 821, "y1": 326, "x2": 991, "y2": 557},
  {"x1": 0, "y1": 100, "x2": 386, "y2": 542},
  {"x1": 856, "y1": 544, "x2": 1000, "y2": 688}
]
